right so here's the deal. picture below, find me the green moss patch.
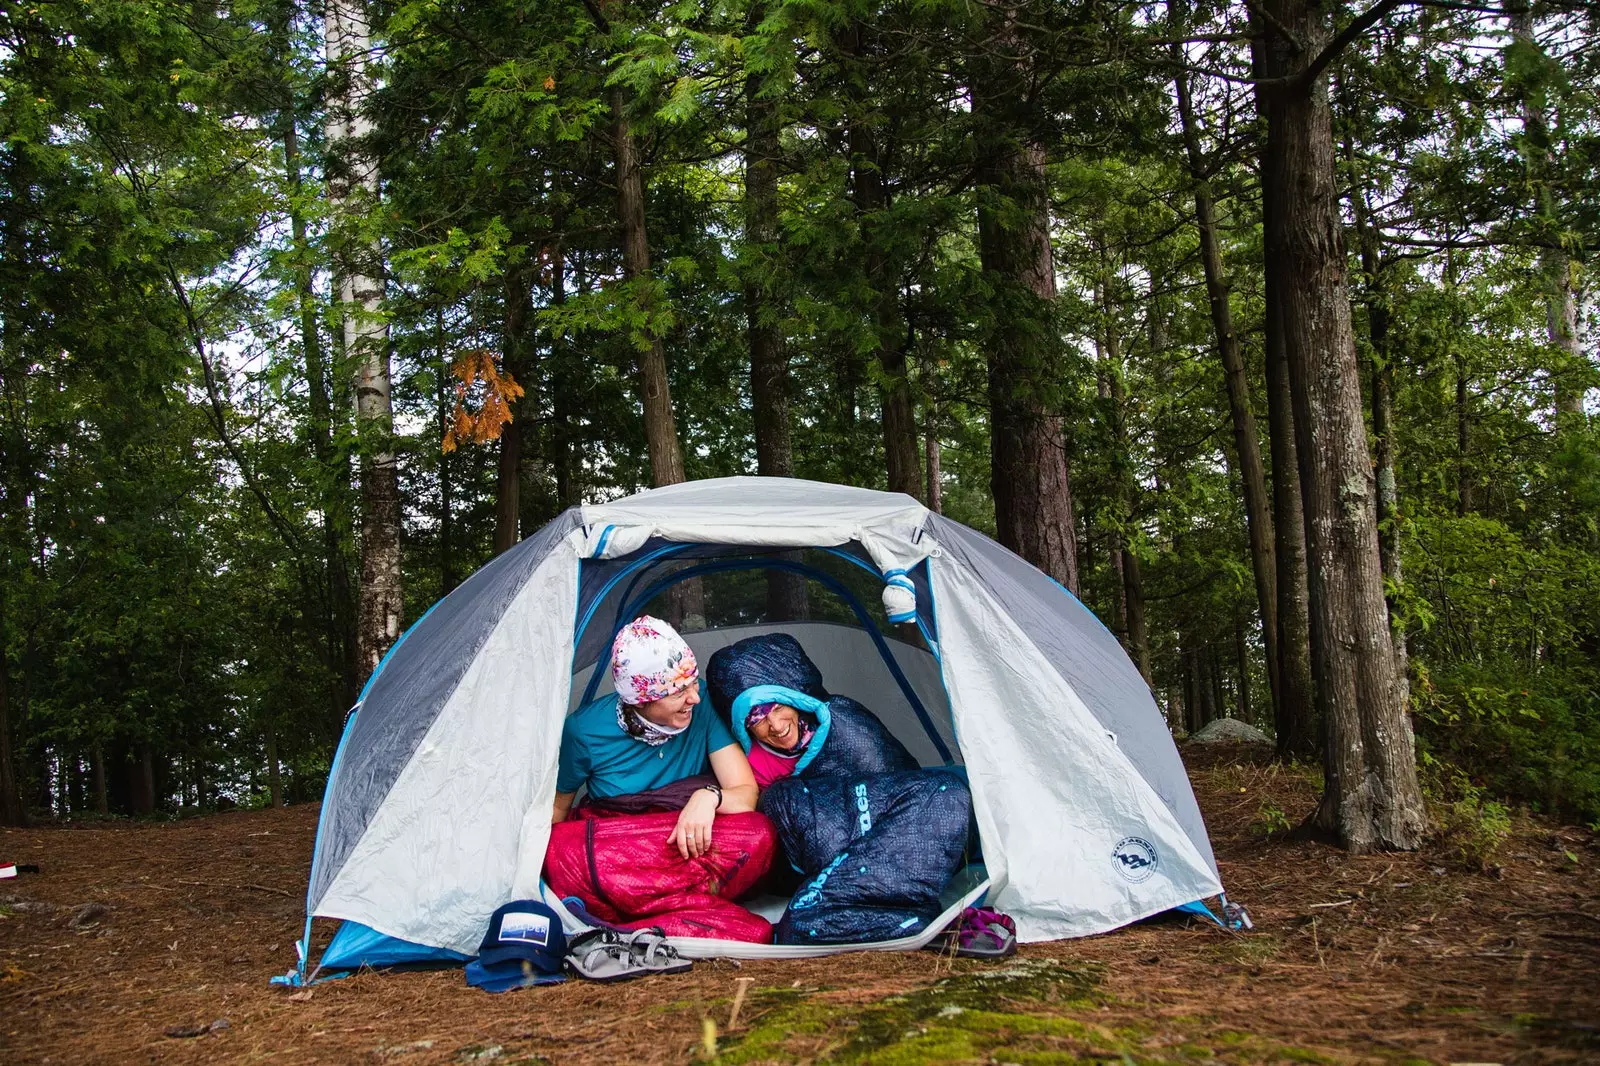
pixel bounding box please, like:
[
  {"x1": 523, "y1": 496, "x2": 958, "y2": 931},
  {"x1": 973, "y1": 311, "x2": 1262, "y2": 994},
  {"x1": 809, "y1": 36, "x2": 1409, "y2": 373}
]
[{"x1": 712, "y1": 959, "x2": 1355, "y2": 1065}]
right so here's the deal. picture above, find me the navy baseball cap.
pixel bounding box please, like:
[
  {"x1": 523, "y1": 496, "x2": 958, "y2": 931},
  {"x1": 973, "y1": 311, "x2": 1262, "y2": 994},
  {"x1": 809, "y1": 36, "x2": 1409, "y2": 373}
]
[{"x1": 465, "y1": 900, "x2": 567, "y2": 992}]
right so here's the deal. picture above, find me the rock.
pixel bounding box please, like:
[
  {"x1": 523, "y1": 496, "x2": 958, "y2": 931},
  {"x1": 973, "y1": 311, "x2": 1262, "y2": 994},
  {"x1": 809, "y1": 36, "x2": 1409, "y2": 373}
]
[
  {"x1": 67, "y1": 902, "x2": 110, "y2": 930},
  {"x1": 1188, "y1": 718, "x2": 1272, "y2": 745}
]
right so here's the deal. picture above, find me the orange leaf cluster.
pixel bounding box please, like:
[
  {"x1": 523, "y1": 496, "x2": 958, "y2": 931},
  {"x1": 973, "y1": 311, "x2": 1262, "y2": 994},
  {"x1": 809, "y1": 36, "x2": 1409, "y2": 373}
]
[{"x1": 441, "y1": 348, "x2": 525, "y2": 453}]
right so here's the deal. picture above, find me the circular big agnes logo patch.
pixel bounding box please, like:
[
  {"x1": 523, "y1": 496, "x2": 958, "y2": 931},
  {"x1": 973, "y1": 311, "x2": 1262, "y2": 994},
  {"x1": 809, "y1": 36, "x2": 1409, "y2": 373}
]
[{"x1": 1111, "y1": 836, "x2": 1159, "y2": 883}]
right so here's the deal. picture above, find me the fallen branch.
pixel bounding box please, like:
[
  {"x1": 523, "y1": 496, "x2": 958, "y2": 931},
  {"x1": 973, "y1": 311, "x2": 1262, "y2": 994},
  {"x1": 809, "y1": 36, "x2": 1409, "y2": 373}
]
[
  {"x1": 1536, "y1": 931, "x2": 1600, "y2": 942},
  {"x1": 174, "y1": 880, "x2": 293, "y2": 898},
  {"x1": 1507, "y1": 910, "x2": 1600, "y2": 924},
  {"x1": 727, "y1": 976, "x2": 754, "y2": 1030}
]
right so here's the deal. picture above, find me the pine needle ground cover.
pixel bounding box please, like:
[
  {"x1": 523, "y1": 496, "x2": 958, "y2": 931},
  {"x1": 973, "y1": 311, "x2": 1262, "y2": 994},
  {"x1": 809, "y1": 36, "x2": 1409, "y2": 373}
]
[{"x1": 2, "y1": 744, "x2": 1595, "y2": 1065}]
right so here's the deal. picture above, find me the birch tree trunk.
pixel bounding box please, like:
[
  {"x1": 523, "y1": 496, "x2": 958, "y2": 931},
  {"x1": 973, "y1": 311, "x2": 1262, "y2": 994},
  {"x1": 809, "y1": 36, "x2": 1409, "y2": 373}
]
[
  {"x1": 275, "y1": 3, "x2": 358, "y2": 718},
  {"x1": 1255, "y1": 0, "x2": 1426, "y2": 850},
  {"x1": 325, "y1": 0, "x2": 402, "y2": 680}
]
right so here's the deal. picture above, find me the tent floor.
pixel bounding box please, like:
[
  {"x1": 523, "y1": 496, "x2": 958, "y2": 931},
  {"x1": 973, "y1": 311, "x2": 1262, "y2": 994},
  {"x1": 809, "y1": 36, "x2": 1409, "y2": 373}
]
[{"x1": 643, "y1": 863, "x2": 990, "y2": 959}]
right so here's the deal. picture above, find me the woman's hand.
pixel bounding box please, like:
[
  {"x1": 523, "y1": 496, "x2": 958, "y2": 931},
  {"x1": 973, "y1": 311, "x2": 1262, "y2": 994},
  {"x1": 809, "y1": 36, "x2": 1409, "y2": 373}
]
[{"x1": 667, "y1": 788, "x2": 720, "y2": 859}]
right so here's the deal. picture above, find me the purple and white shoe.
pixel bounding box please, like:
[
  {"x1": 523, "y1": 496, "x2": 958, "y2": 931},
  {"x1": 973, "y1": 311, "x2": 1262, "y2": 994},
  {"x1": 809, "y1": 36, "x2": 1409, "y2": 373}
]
[{"x1": 926, "y1": 906, "x2": 1017, "y2": 959}]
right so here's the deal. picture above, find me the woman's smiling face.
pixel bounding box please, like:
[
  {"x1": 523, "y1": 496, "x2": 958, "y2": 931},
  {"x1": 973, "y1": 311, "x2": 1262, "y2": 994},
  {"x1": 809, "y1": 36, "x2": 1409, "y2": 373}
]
[
  {"x1": 636, "y1": 683, "x2": 699, "y2": 730},
  {"x1": 749, "y1": 705, "x2": 804, "y2": 751}
]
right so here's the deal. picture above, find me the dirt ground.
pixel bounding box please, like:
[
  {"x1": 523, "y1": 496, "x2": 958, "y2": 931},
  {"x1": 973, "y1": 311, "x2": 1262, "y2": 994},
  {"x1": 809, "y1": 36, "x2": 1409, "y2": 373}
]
[{"x1": 2, "y1": 744, "x2": 1596, "y2": 1066}]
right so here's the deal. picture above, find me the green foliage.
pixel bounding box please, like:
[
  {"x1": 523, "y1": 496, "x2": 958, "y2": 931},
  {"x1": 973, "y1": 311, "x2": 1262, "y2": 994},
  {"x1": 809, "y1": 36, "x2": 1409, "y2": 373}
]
[
  {"x1": 1406, "y1": 507, "x2": 1600, "y2": 823},
  {"x1": 1420, "y1": 756, "x2": 1515, "y2": 870},
  {"x1": 2, "y1": 0, "x2": 1597, "y2": 831},
  {"x1": 1251, "y1": 800, "x2": 1293, "y2": 837}
]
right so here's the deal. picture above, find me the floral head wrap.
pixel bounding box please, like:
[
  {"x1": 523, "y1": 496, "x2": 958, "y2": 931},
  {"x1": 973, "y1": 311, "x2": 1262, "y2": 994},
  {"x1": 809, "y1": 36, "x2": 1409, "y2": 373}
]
[{"x1": 610, "y1": 615, "x2": 699, "y2": 708}]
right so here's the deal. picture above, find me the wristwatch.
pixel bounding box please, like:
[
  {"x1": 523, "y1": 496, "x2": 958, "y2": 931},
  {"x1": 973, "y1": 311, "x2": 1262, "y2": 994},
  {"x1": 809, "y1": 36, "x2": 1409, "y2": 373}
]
[{"x1": 700, "y1": 783, "x2": 723, "y2": 809}]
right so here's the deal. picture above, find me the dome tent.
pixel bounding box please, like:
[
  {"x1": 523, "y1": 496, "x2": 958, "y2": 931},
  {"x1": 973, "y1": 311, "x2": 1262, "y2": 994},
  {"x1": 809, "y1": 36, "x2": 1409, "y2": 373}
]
[{"x1": 279, "y1": 477, "x2": 1225, "y2": 984}]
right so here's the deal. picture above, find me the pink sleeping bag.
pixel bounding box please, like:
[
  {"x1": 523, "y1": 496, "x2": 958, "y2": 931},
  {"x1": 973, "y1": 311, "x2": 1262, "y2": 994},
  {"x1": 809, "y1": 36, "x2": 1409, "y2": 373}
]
[{"x1": 543, "y1": 808, "x2": 777, "y2": 943}]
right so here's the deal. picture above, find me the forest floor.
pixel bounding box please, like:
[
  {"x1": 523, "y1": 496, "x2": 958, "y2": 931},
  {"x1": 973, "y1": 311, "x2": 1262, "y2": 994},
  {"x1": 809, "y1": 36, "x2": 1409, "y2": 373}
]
[{"x1": 2, "y1": 743, "x2": 1597, "y2": 1066}]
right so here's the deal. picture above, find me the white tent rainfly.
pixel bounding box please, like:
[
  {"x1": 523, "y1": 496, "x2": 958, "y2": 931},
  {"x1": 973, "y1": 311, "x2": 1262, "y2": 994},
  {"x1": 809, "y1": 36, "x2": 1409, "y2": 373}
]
[{"x1": 279, "y1": 477, "x2": 1229, "y2": 984}]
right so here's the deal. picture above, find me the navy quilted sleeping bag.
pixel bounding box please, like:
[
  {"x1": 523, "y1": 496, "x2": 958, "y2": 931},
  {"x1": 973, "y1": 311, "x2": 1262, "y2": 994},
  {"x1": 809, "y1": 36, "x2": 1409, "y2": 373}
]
[
  {"x1": 707, "y1": 633, "x2": 974, "y2": 944},
  {"x1": 761, "y1": 768, "x2": 972, "y2": 944}
]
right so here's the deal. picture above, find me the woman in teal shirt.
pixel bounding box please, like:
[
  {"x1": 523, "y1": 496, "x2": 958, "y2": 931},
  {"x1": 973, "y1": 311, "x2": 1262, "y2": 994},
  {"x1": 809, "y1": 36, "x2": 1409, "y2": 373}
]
[{"x1": 552, "y1": 616, "x2": 758, "y2": 859}]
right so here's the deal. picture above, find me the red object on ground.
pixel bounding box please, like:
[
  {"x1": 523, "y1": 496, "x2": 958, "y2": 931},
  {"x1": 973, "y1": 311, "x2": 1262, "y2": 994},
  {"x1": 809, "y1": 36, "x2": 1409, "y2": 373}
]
[{"x1": 544, "y1": 809, "x2": 777, "y2": 943}]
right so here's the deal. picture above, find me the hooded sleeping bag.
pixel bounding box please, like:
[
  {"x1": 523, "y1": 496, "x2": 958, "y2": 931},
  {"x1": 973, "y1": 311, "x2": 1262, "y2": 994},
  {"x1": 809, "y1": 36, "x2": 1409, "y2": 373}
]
[
  {"x1": 707, "y1": 634, "x2": 919, "y2": 780},
  {"x1": 707, "y1": 635, "x2": 972, "y2": 943}
]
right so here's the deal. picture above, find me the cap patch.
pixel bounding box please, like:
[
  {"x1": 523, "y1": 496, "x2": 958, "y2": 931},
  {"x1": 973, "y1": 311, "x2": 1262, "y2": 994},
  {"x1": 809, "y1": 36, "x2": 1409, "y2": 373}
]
[{"x1": 497, "y1": 910, "x2": 552, "y2": 947}]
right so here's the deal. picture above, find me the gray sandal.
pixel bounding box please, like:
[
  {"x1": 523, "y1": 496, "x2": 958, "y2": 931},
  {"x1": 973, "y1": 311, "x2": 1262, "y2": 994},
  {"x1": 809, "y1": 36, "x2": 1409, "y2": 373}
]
[
  {"x1": 622, "y1": 927, "x2": 692, "y2": 975},
  {"x1": 565, "y1": 928, "x2": 693, "y2": 982},
  {"x1": 566, "y1": 930, "x2": 651, "y2": 983}
]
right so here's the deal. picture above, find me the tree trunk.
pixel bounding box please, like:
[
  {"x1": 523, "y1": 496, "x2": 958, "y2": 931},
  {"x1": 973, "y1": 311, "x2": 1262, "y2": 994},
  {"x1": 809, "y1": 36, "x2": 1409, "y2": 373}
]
[
  {"x1": 838, "y1": 20, "x2": 919, "y2": 498},
  {"x1": 1263, "y1": 243, "x2": 1316, "y2": 758},
  {"x1": 1183, "y1": 647, "x2": 1201, "y2": 734},
  {"x1": 326, "y1": 0, "x2": 403, "y2": 681},
  {"x1": 1099, "y1": 273, "x2": 1151, "y2": 682},
  {"x1": 87, "y1": 741, "x2": 104, "y2": 816},
  {"x1": 610, "y1": 83, "x2": 701, "y2": 622},
  {"x1": 1095, "y1": 280, "x2": 1134, "y2": 652},
  {"x1": 1235, "y1": 615, "x2": 1252, "y2": 723},
  {"x1": 743, "y1": 25, "x2": 809, "y2": 622},
  {"x1": 266, "y1": 723, "x2": 283, "y2": 810},
  {"x1": 1441, "y1": 242, "x2": 1475, "y2": 520},
  {"x1": 1174, "y1": 59, "x2": 1280, "y2": 724},
  {"x1": 924, "y1": 364, "x2": 943, "y2": 514},
  {"x1": 1509, "y1": 8, "x2": 1588, "y2": 425},
  {"x1": 972, "y1": 23, "x2": 1079, "y2": 592},
  {"x1": 1347, "y1": 153, "x2": 1407, "y2": 683},
  {"x1": 1544, "y1": 253, "x2": 1584, "y2": 423},
  {"x1": 1123, "y1": 549, "x2": 1152, "y2": 683},
  {"x1": 1108, "y1": 538, "x2": 1128, "y2": 641},
  {"x1": 1255, "y1": 0, "x2": 1426, "y2": 851},
  {"x1": 282, "y1": 97, "x2": 358, "y2": 722},
  {"x1": 550, "y1": 243, "x2": 579, "y2": 509},
  {"x1": 745, "y1": 78, "x2": 791, "y2": 482},
  {"x1": 0, "y1": 601, "x2": 24, "y2": 826},
  {"x1": 1200, "y1": 646, "x2": 1219, "y2": 726},
  {"x1": 133, "y1": 745, "x2": 156, "y2": 816},
  {"x1": 494, "y1": 271, "x2": 531, "y2": 556},
  {"x1": 436, "y1": 308, "x2": 459, "y2": 593},
  {"x1": 612, "y1": 88, "x2": 687, "y2": 488}
]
